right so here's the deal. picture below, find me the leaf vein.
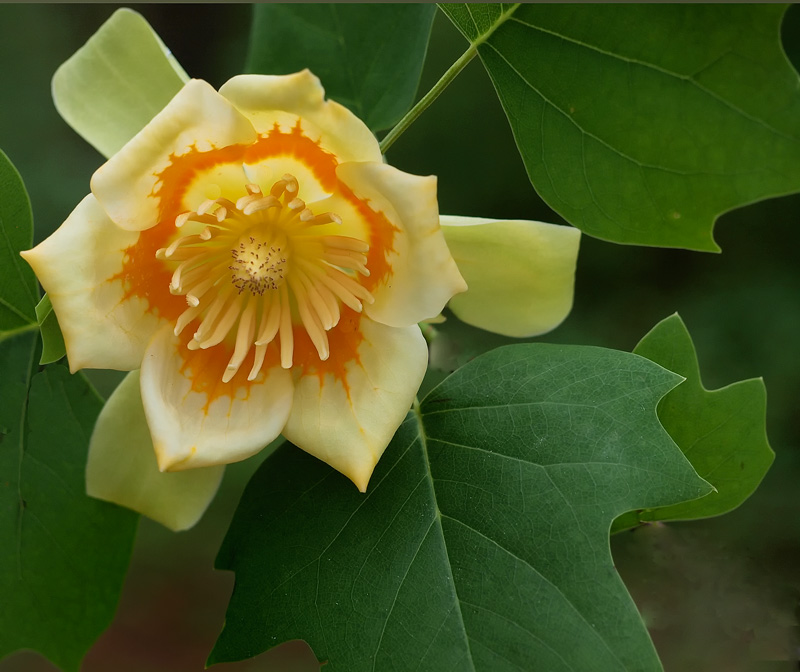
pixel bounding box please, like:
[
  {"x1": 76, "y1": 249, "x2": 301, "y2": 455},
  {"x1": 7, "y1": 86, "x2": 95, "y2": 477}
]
[
  {"x1": 441, "y1": 514, "x2": 625, "y2": 667},
  {"x1": 505, "y1": 16, "x2": 797, "y2": 143}
]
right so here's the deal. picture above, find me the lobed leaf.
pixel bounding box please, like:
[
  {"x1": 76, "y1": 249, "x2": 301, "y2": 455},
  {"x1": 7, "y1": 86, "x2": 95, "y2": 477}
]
[
  {"x1": 0, "y1": 149, "x2": 37, "y2": 337},
  {"x1": 0, "y1": 332, "x2": 138, "y2": 672},
  {"x1": 613, "y1": 314, "x2": 774, "y2": 532},
  {"x1": 440, "y1": 4, "x2": 800, "y2": 250},
  {"x1": 210, "y1": 344, "x2": 710, "y2": 670},
  {"x1": 247, "y1": 4, "x2": 436, "y2": 132}
]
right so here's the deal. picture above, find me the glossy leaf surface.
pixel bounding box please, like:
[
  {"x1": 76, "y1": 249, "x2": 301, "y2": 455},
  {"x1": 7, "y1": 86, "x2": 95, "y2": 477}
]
[
  {"x1": 0, "y1": 333, "x2": 138, "y2": 672},
  {"x1": 211, "y1": 344, "x2": 710, "y2": 670},
  {"x1": 441, "y1": 4, "x2": 800, "y2": 250},
  {"x1": 613, "y1": 314, "x2": 774, "y2": 532}
]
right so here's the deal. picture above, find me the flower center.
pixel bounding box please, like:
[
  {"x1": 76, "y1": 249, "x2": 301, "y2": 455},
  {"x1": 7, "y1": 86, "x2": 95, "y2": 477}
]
[
  {"x1": 156, "y1": 174, "x2": 374, "y2": 383},
  {"x1": 230, "y1": 234, "x2": 288, "y2": 294}
]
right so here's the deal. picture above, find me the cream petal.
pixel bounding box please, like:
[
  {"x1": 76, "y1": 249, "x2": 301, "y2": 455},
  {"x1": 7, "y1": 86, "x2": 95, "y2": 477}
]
[
  {"x1": 219, "y1": 71, "x2": 382, "y2": 163},
  {"x1": 20, "y1": 195, "x2": 164, "y2": 372},
  {"x1": 140, "y1": 325, "x2": 293, "y2": 471},
  {"x1": 283, "y1": 318, "x2": 427, "y2": 492},
  {"x1": 87, "y1": 370, "x2": 224, "y2": 532},
  {"x1": 441, "y1": 215, "x2": 581, "y2": 337},
  {"x1": 52, "y1": 8, "x2": 189, "y2": 160},
  {"x1": 91, "y1": 79, "x2": 257, "y2": 231},
  {"x1": 335, "y1": 162, "x2": 467, "y2": 328}
]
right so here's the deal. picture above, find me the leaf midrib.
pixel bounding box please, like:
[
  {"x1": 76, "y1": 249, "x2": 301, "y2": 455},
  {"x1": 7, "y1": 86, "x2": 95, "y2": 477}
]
[
  {"x1": 416, "y1": 399, "x2": 633, "y2": 671},
  {"x1": 464, "y1": 3, "x2": 520, "y2": 49},
  {"x1": 14, "y1": 335, "x2": 37, "y2": 580},
  {"x1": 413, "y1": 403, "x2": 477, "y2": 672}
]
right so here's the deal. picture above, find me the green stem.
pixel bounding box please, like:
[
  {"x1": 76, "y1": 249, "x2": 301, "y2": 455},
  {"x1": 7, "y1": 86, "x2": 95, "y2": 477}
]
[
  {"x1": 379, "y1": 3, "x2": 520, "y2": 154},
  {"x1": 379, "y1": 45, "x2": 478, "y2": 154}
]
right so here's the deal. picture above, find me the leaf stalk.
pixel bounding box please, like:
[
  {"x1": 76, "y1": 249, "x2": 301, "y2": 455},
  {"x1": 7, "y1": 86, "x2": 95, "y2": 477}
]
[{"x1": 379, "y1": 46, "x2": 477, "y2": 154}]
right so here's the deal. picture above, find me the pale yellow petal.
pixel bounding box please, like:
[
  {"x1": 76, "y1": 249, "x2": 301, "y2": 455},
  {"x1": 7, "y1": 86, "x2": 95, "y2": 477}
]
[
  {"x1": 87, "y1": 370, "x2": 224, "y2": 532},
  {"x1": 20, "y1": 195, "x2": 164, "y2": 372},
  {"x1": 140, "y1": 325, "x2": 293, "y2": 471},
  {"x1": 334, "y1": 162, "x2": 467, "y2": 328},
  {"x1": 441, "y1": 215, "x2": 581, "y2": 337},
  {"x1": 91, "y1": 79, "x2": 257, "y2": 231},
  {"x1": 219, "y1": 71, "x2": 382, "y2": 163},
  {"x1": 52, "y1": 8, "x2": 189, "y2": 159},
  {"x1": 283, "y1": 318, "x2": 427, "y2": 492}
]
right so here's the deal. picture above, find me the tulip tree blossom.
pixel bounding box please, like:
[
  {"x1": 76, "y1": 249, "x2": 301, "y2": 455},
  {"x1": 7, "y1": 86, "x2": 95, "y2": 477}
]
[{"x1": 21, "y1": 9, "x2": 580, "y2": 531}]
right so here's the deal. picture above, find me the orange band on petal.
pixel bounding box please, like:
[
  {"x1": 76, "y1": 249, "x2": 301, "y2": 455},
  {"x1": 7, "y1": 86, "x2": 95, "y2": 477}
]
[
  {"x1": 339, "y1": 184, "x2": 398, "y2": 293},
  {"x1": 293, "y1": 307, "x2": 364, "y2": 397},
  {"x1": 111, "y1": 122, "x2": 394, "y2": 402},
  {"x1": 112, "y1": 141, "x2": 251, "y2": 322},
  {"x1": 247, "y1": 122, "x2": 339, "y2": 191},
  {"x1": 175, "y1": 327, "x2": 281, "y2": 413}
]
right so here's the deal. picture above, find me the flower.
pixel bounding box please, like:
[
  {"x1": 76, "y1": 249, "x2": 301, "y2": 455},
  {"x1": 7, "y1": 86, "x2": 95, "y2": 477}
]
[
  {"x1": 21, "y1": 9, "x2": 581, "y2": 531},
  {"x1": 23, "y1": 69, "x2": 467, "y2": 527}
]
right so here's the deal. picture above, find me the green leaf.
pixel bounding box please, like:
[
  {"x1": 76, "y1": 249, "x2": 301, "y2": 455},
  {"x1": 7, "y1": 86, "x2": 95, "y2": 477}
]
[
  {"x1": 0, "y1": 149, "x2": 38, "y2": 337},
  {"x1": 0, "y1": 332, "x2": 139, "y2": 672},
  {"x1": 52, "y1": 7, "x2": 189, "y2": 159},
  {"x1": 210, "y1": 344, "x2": 710, "y2": 670},
  {"x1": 247, "y1": 4, "x2": 436, "y2": 132},
  {"x1": 35, "y1": 294, "x2": 66, "y2": 366},
  {"x1": 440, "y1": 4, "x2": 800, "y2": 251},
  {"x1": 612, "y1": 314, "x2": 774, "y2": 533}
]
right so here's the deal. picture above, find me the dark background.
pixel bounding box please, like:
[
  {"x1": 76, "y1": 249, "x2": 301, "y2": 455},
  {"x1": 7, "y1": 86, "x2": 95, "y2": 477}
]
[{"x1": 0, "y1": 5, "x2": 797, "y2": 671}]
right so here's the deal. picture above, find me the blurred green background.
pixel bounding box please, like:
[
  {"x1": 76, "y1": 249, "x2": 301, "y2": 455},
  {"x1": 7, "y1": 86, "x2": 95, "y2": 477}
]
[{"x1": 0, "y1": 4, "x2": 797, "y2": 671}]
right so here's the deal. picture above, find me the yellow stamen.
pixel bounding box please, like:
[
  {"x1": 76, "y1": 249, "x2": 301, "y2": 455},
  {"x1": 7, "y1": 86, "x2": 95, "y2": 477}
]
[{"x1": 158, "y1": 173, "x2": 373, "y2": 381}]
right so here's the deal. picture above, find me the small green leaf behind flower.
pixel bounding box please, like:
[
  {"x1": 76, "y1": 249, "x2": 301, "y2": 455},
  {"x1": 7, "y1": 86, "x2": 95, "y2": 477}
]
[
  {"x1": 613, "y1": 314, "x2": 774, "y2": 533},
  {"x1": 35, "y1": 294, "x2": 66, "y2": 365}
]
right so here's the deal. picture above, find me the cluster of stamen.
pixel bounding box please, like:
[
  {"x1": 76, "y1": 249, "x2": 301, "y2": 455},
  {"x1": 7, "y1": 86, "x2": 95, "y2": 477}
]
[
  {"x1": 156, "y1": 174, "x2": 374, "y2": 383},
  {"x1": 230, "y1": 237, "x2": 287, "y2": 294}
]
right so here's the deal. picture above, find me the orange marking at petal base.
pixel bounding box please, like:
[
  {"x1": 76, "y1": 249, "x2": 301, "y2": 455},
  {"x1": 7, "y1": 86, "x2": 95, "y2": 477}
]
[
  {"x1": 114, "y1": 124, "x2": 349, "y2": 320},
  {"x1": 246, "y1": 122, "x2": 339, "y2": 191},
  {"x1": 339, "y1": 184, "x2": 399, "y2": 292},
  {"x1": 175, "y1": 328, "x2": 281, "y2": 414},
  {"x1": 293, "y1": 307, "x2": 364, "y2": 397},
  {"x1": 112, "y1": 141, "x2": 250, "y2": 321},
  {"x1": 109, "y1": 121, "x2": 390, "y2": 408}
]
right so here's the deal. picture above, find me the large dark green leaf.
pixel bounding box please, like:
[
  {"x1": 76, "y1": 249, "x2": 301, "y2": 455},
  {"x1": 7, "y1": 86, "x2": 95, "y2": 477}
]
[
  {"x1": 440, "y1": 4, "x2": 800, "y2": 251},
  {"x1": 0, "y1": 149, "x2": 38, "y2": 337},
  {"x1": 0, "y1": 332, "x2": 138, "y2": 672},
  {"x1": 247, "y1": 4, "x2": 436, "y2": 132},
  {"x1": 210, "y1": 344, "x2": 710, "y2": 670},
  {"x1": 613, "y1": 314, "x2": 774, "y2": 533}
]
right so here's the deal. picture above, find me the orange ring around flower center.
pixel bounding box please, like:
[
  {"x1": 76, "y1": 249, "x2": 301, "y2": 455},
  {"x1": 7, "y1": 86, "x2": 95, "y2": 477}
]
[{"x1": 111, "y1": 123, "x2": 396, "y2": 406}]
